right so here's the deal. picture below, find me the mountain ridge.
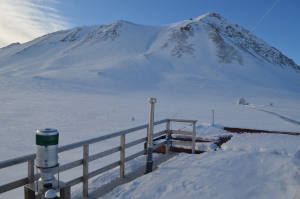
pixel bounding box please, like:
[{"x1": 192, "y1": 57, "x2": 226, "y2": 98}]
[
  {"x1": 0, "y1": 12, "x2": 299, "y2": 94},
  {"x1": 1, "y1": 12, "x2": 298, "y2": 70}
]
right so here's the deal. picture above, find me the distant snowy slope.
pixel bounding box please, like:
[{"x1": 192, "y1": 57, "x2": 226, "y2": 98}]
[{"x1": 0, "y1": 12, "x2": 299, "y2": 94}]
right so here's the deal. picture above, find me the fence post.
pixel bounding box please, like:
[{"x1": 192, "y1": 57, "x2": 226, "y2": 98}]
[
  {"x1": 83, "y1": 145, "x2": 89, "y2": 198},
  {"x1": 192, "y1": 121, "x2": 196, "y2": 154},
  {"x1": 24, "y1": 160, "x2": 35, "y2": 199},
  {"x1": 27, "y1": 159, "x2": 34, "y2": 184},
  {"x1": 120, "y1": 134, "x2": 125, "y2": 179},
  {"x1": 145, "y1": 98, "x2": 156, "y2": 174},
  {"x1": 24, "y1": 186, "x2": 35, "y2": 199},
  {"x1": 165, "y1": 120, "x2": 171, "y2": 154},
  {"x1": 60, "y1": 186, "x2": 71, "y2": 199}
]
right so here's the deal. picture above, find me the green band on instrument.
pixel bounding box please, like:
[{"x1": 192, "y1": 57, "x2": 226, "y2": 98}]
[{"x1": 36, "y1": 134, "x2": 59, "y2": 146}]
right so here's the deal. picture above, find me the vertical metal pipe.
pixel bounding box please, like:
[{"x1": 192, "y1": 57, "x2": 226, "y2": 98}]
[
  {"x1": 120, "y1": 134, "x2": 125, "y2": 179},
  {"x1": 145, "y1": 98, "x2": 156, "y2": 174},
  {"x1": 82, "y1": 145, "x2": 89, "y2": 198}
]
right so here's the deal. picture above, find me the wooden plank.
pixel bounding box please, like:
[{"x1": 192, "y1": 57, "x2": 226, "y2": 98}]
[
  {"x1": 153, "y1": 141, "x2": 166, "y2": 151},
  {"x1": 59, "y1": 159, "x2": 83, "y2": 172},
  {"x1": 125, "y1": 131, "x2": 165, "y2": 149},
  {"x1": 224, "y1": 127, "x2": 300, "y2": 135},
  {"x1": 89, "y1": 146, "x2": 120, "y2": 162},
  {"x1": 125, "y1": 137, "x2": 146, "y2": 148},
  {"x1": 0, "y1": 177, "x2": 28, "y2": 193},
  {"x1": 124, "y1": 150, "x2": 145, "y2": 162},
  {"x1": 88, "y1": 161, "x2": 120, "y2": 179},
  {"x1": 153, "y1": 130, "x2": 167, "y2": 138},
  {"x1": 169, "y1": 119, "x2": 197, "y2": 123},
  {"x1": 172, "y1": 137, "x2": 212, "y2": 142},
  {"x1": 120, "y1": 135, "x2": 125, "y2": 179},
  {"x1": 0, "y1": 172, "x2": 41, "y2": 193},
  {"x1": 66, "y1": 176, "x2": 83, "y2": 187},
  {"x1": 171, "y1": 130, "x2": 193, "y2": 135},
  {"x1": 171, "y1": 147, "x2": 204, "y2": 154},
  {"x1": 172, "y1": 141, "x2": 193, "y2": 147},
  {"x1": 0, "y1": 154, "x2": 35, "y2": 169}
]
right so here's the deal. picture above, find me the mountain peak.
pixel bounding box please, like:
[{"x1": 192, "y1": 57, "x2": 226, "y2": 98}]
[
  {"x1": 0, "y1": 12, "x2": 299, "y2": 94},
  {"x1": 199, "y1": 12, "x2": 223, "y2": 20},
  {"x1": 0, "y1": 12, "x2": 299, "y2": 76},
  {"x1": 192, "y1": 12, "x2": 299, "y2": 70}
]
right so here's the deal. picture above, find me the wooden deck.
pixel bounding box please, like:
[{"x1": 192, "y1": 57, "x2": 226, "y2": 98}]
[{"x1": 224, "y1": 127, "x2": 300, "y2": 136}]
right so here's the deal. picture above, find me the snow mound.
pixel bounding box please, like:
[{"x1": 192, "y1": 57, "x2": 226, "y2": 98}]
[
  {"x1": 237, "y1": 97, "x2": 248, "y2": 105},
  {"x1": 103, "y1": 151, "x2": 299, "y2": 199}
]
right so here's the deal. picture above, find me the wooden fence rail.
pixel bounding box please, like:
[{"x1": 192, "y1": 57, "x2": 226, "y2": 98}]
[{"x1": 0, "y1": 118, "x2": 197, "y2": 198}]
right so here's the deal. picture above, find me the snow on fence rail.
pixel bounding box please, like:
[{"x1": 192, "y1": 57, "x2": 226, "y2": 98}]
[{"x1": 0, "y1": 118, "x2": 197, "y2": 198}]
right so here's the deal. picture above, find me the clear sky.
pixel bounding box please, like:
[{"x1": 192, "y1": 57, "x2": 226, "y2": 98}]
[{"x1": 0, "y1": 0, "x2": 299, "y2": 64}]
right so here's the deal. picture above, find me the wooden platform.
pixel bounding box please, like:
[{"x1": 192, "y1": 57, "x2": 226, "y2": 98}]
[{"x1": 224, "y1": 127, "x2": 300, "y2": 136}]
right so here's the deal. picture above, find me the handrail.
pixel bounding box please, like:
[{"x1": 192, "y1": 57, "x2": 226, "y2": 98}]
[
  {"x1": 0, "y1": 119, "x2": 170, "y2": 195},
  {"x1": 169, "y1": 119, "x2": 197, "y2": 123},
  {"x1": 59, "y1": 119, "x2": 168, "y2": 153},
  {"x1": 0, "y1": 154, "x2": 36, "y2": 170},
  {"x1": 0, "y1": 119, "x2": 168, "y2": 169},
  {"x1": 0, "y1": 118, "x2": 197, "y2": 198}
]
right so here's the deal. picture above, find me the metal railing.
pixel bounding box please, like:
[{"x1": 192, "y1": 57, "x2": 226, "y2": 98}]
[{"x1": 0, "y1": 118, "x2": 197, "y2": 198}]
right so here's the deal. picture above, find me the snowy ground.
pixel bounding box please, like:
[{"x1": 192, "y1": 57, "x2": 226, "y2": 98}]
[
  {"x1": 103, "y1": 133, "x2": 300, "y2": 199},
  {"x1": 1, "y1": 12, "x2": 300, "y2": 198},
  {"x1": 1, "y1": 88, "x2": 300, "y2": 198}
]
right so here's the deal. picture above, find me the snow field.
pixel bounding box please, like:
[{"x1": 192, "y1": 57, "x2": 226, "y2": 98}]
[
  {"x1": 0, "y1": 11, "x2": 300, "y2": 199},
  {"x1": 103, "y1": 132, "x2": 300, "y2": 199}
]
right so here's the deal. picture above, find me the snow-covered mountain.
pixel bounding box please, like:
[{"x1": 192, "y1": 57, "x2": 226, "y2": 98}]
[
  {"x1": 0, "y1": 12, "x2": 299, "y2": 94},
  {"x1": 2, "y1": 13, "x2": 300, "y2": 199}
]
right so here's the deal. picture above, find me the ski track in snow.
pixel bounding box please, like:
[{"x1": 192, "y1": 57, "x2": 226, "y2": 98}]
[
  {"x1": 257, "y1": 108, "x2": 300, "y2": 126},
  {"x1": 248, "y1": 105, "x2": 300, "y2": 126}
]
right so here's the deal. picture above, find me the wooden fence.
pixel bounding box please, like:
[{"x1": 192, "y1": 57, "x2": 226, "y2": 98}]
[{"x1": 0, "y1": 118, "x2": 197, "y2": 198}]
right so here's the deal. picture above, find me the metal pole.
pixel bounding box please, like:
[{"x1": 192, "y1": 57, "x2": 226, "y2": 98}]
[{"x1": 145, "y1": 98, "x2": 156, "y2": 174}]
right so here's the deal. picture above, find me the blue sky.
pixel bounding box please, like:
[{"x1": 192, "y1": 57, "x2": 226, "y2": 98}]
[{"x1": 0, "y1": 0, "x2": 299, "y2": 64}]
